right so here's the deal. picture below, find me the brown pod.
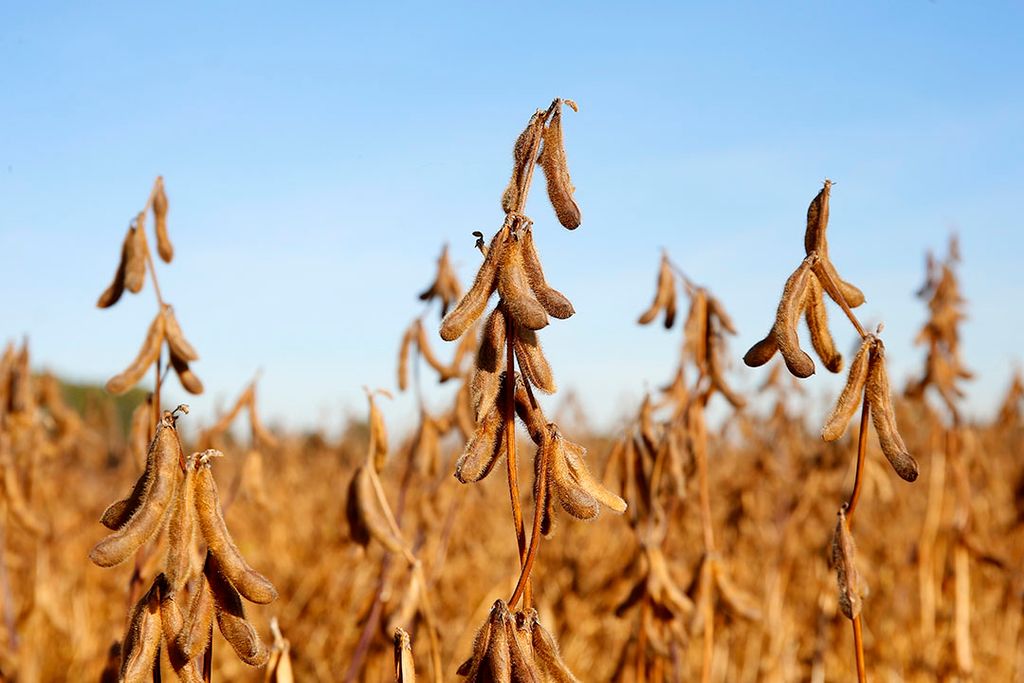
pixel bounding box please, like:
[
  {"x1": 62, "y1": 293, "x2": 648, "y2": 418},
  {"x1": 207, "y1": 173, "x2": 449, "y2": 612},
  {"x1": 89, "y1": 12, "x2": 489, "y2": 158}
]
[
  {"x1": 502, "y1": 112, "x2": 545, "y2": 214},
  {"x1": 471, "y1": 307, "x2": 506, "y2": 421},
  {"x1": 504, "y1": 614, "x2": 541, "y2": 682},
  {"x1": 440, "y1": 227, "x2": 507, "y2": 342},
  {"x1": 487, "y1": 603, "x2": 513, "y2": 683},
  {"x1": 120, "y1": 578, "x2": 163, "y2": 683},
  {"x1": 663, "y1": 281, "x2": 677, "y2": 329},
  {"x1": 454, "y1": 403, "x2": 506, "y2": 483},
  {"x1": 822, "y1": 338, "x2": 871, "y2": 441},
  {"x1": 804, "y1": 180, "x2": 865, "y2": 308},
  {"x1": 177, "y1": 573, "x2": 215, "y2": 661},
  {"x1": 708, "y1": 295, "x2": 738, "y2": 335},
  {"x1": 538, "y1": 101, "x2": 582, "y2": 229},
  {"x1": 547, "y1": 427, "x2": 598, "y2": 521},
  {"x1": 125, "y1": 215, "x2": 148, "y2": 294},
  {"x1": 158, "y1": 582, "x2": 203, "y2": 682},
  {"x1": 866, "y1": 342, "x2": 919, "y2": 481},
  {"x1": 742, "y1": 335, "x2": 778, "y2": 368},
  {"x1": 514, "y1": 326, "x2": 555, "y2": 394},
  {"x1": 497, "y1": 233, "x2": 549, "y2": 331},
  {"x1": 684, "y1": 289, "x2": 708, "y2": 368},
  {"x1": 205, "y1": 554, "x2": 270, "y2": 667},
  {"x1": 96, "y1": 226, "x2": 132, "y2": 308},
  {"x1": 105, "y1": 311, "x2": 166, "y2": 395},
  {"x1": 163, "y1": 306, "x2": 199, "y2": 361},
  {"x1": 350, "y1": 464, "x2": 405, "y2": 554},
  {"x1": 745, "y1": 259, "x2": 814, "y2": 378},
  {"x1": 513, "y1": 376, "x2": 547, "y2": 444},
  {"x1": 166, "y1": 454, "x2": 198, "y2": 592},
  {"x1": 153, "y1": 177, "x2": 173, "y2": 263},
  {"x1": 366, "y1": 392, "x2": 389, "y2": 470},
  {"x1": 818, "y1": 259, "x2": 866, "y2": 309},
  {"x1": 457, "y1": 603, "x2": 496, "y2": 678},
  {"x1": 804, "y1": 276, "x2": 843, "y2": 373},
  {"x1": 520, "y1": 230, "x2": 574, "y2": 319},
  {"x1": 414, "y1": 319, "x2": 447, "y2": 376},
  {"x1": 638, "y1": 256, "x2": 673, "y2": 325},
  {"x1": 90, "y1": 416, "x2": 182, "y2": 567},
  {"x1": 170, "y1": 349, "x2": 204, "y2": 395},
  {"x1": 194, "y1": 462, "x2": 278, "y2": 604},
  {"x1": 561, "y1": 434, "x2": 627, "y2": 514},
  {"x1": 832, "y1": 506, "x2": 864, "y2": 619}
]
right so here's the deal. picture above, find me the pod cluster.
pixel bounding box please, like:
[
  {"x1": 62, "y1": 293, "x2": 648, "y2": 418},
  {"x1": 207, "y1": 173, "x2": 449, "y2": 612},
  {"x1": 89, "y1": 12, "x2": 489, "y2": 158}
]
[
  {"x1": 105, "y1": 304, "x2": 204, "y2": 396},
  {"x1": 744, "y1": 180, "x2": 861, "y2": 378},
  {"x1": 96, "y1": 177, "x2": 172, "y2": 309},
  {"x1": 90, "y1": 413, "x2": 277, "y2": 678},
  {"x1": 458, "y1": 600, "x2": 581, "y2": 683}
]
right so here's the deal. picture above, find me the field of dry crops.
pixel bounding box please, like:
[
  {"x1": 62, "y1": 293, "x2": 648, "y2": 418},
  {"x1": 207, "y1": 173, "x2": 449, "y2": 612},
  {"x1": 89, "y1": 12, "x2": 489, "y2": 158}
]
[{"x1": 1, "y1": 99, "x2": 1022, "y2": 683}]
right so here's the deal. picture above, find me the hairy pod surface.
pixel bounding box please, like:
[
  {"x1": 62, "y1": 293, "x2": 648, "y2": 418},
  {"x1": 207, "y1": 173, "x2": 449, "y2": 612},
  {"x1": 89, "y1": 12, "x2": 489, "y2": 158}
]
[
  {"x1": 538, "y1": 101, "x2": 581, "y2": 230},
  {"x1": 177, "y1": 572, "x2": 215, "y2": 661},
  {"x1": 514, "y1": 326, "x2": 555, "y2": 394},
  {"x1": 471, "y1": 307, "x2": 506, "y2": 420},
  {"x1": 158, "y1": 583, "x2": 203, "y2": 682},
  {"x1": 166, "y1": 454, "x2": 198, "y2": 592},
  {"x1": 394, "y1": 628, "x2": 417, "y2": 683},
  {"x1": 638, "y1": 256, "x2": 674, "y2": 326},
  {"x1": 745, "y1": 259, "x2": 815, "y2": 378},
  {"x1": 120, "y1": 577, "x2": 163, "y2": 683},
  {"x1": 832, "y1": 506, "x2": 864, "y2": 619},
  {"x1": 441, "y1": 228, "x2": 507, "y2": 342},
  {"x1": 520, "y1": 230, "x2": 574, "y2": 319},
  {"x1": 804, "y1": 276, "x2": 843, "y2": 373},
  {"x1": 194, "y1": 461, "x2": 278, "y2": 603},
  {"x1": 206, "y1": 553, "x2": 270, "y2": 666},
  {"x1": 455, "y1": 402, "x2": 506, "y2": 483},
  {"x1": 397, "y1": 323, "x2": 415, "y2": 391},
  {"x1": 349, "y1": 464, "x2": 405, "y2": 553},
  {"x1": 169, "y1": 350, "x2": 204, "y2": 395},
  {"x1": 866, "y1": 342, "x2": 919, "y2": 481},
  {"x1": 90, "y1": 416, "x2": 181, "y2": 567},
  {"x1": 105, "y1": 312, "x2": 166, "y2": 395},
  {"x1": 822, "y1": 338, "x2": 872, "y2": 441},
  {"x1": 457, "y1": 602, "x2": 496, "y2": 679},
  {"x1": 497, "y1": 232, "x2": 549, "y2": 332},
  {"x1": 501, "y1": 113, "x2": 545, "y2": 215}
]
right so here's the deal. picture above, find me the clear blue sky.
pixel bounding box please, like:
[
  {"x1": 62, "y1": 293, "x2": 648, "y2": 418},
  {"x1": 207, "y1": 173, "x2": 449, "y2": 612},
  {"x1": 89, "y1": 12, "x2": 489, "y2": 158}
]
[{"x1": 1, "y1": 3, "x2": 1021, "y2": 435}]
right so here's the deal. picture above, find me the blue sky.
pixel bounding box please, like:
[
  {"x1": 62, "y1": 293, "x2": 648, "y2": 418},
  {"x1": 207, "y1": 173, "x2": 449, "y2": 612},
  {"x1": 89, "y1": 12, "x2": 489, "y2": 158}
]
[{"x1": 1, "y1": 3, "x2": 1021, "y2": 435}]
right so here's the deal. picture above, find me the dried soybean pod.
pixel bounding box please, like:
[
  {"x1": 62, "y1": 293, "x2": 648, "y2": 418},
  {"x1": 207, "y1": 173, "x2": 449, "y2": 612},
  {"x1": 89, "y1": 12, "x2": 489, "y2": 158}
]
[
  {"x1": 177, "y1": 572, "x2": 215, "y2": 661},
  {"x1": 663, "y1": 281, "x2": 677, "y2": 329},
  {"x1": 832, "y1": 505, "x2": 864, "y2": 619},
  {"x1": 158, "y1": 583, "x2": 203, "y2": 682},
  {"x1": 562, "y1": 437, "x2": 627, "y2": 514},
  {"x1": 822, "y1": 338, "x2": 871, "y2": 441},
  {"x1": 502, "y1": 112, "x2": 545, "y2": 214},
  {"x1": 707, "y1": 332, "x2": 746, "y2": 409},
  {"x1": 638, "y1": 256, "x2": 673, "y2": 325},
  {"x1": 471, "y1": 307, "x2": 506, "y2": 421},
  {"x1": 163, "y1": 306, "x2": 198, "y2": 361},
  {"x1": 684, "y1": 289, "x2": 709, "y2": 368},
  {"x1": 352, "y1": 464, "x2": 406, "y2": 554},
  {"x1": 504, "y1": 615, "x2": 541, "y2": 683},
  {"x1": 169, "y1": 350, "x2": 204, "y2": 395},
  {"x1": 455, "y1": 403, "x2": 506, "y2": 483},
  {"x1": 397, "y1": 323, "x2": 415, "y2": 391},
  {"x1": 487, "y1": 604, "x2": 513, "y2": 683},
  {"x1": 709, "y1": 295, "x2": 737, "y2": 335},
  {"x1": 365, "y1": 390, "x2": 389, "y2": 470},
  {"x1": 205, "y1": 554, "x2": 270, "y2": 667},
  {"x1": 90, "y1": 417, "x2": 182, "y2": 567},
  {"x1": 414, "y1": 319, "x2": 449, "y2": 378},
  {"x1": 120, "y1": 578, "x2": 163, "y2": 683},
  {"x1": 532, "y1": 619, "x2": 581, "y2": 683},
  {"x1": 194, "y1": 461, "x2": 278, "y2": 604},
  {"x1": 804, "y1": 276, "x2": 843, "y2": 373},
  {"x1": 497, "y1": 232, "x2": 549, "y2": 332},
  {"x1": 817, "y1": 259, "x2": 866, "y2": 309},
  {"x1": 520, "y1": 230, "x2": 574, "y2": 319},
  {"x1": 457, "y1": 605, "x2": 495, "y2": 678},
  {"x1": 548, "y1": 429, "x2": 599, "y2": 521},
  {"x1": 166, "y1": 454, "x2": 198, "y2": 592},
  {"x1": 804, "y1": 180, "x2": 830, "y2": 256},
  {"x1": 394, "y1": 628, "x2": 416, "y2": 683},
  {"x1": 0, "y1": 442, "x2": 44, "y2": 535},
  {"x1": 514, "y1": 376, "x2": 547, "y2": 444},
  {"x1": 742, "y1": 335, "x2": 778, "y2": 368},
  {"x1": 866, "y1": 342, "x2": 919, "y2": 481},
  {"x1": 713, "y1": 564, "x2": 763, "y2": 621},
  {"x1": 538, "y1": 100, "x2": 581, "y2": 230},
  {"x1": 125, "y1": 216, "x2": 148, "y2": 294},
  {"x1": 96, "y1": 226, "x2": 132, "y2": 308},
  {"x1": 441, "y1": 227, "x2": 507, "y2": 341},
  {"x1": 106, "y1": 311, "x2": 166, "y2": 395},
  {"x1": 514, "y1": 326, "x2": 555, "y2": 394},
  {"x1": 152, "y1": 177, "x2": 173, "y2": 263}
]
